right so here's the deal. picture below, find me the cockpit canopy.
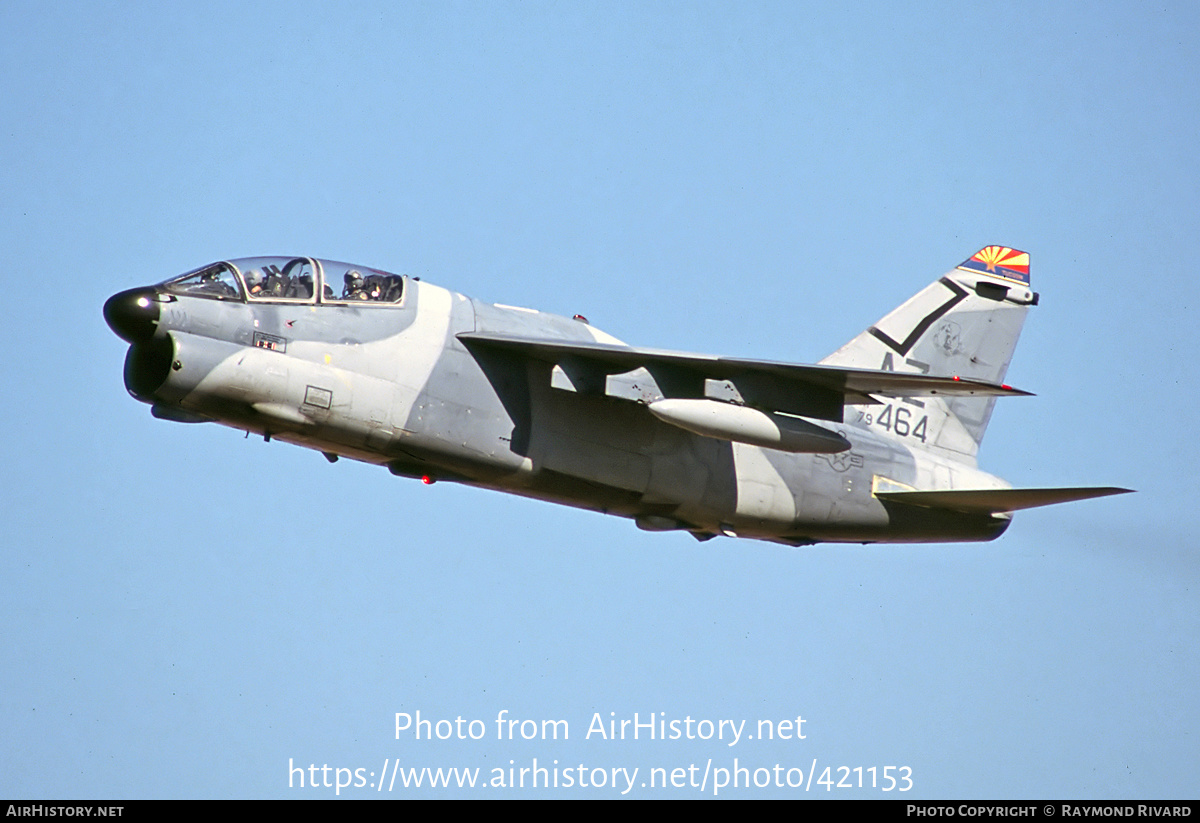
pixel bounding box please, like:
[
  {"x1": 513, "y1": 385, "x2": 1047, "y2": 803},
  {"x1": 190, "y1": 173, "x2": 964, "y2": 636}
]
[{"x1": 161, "y1": 257, "x2": 405, "y2": 305}]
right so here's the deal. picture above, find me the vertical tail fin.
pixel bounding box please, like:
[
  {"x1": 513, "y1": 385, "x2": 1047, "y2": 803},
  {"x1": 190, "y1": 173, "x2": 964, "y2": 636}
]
[{"x1": 820, "y1": 246, "x2": 1038, "y2": 463}]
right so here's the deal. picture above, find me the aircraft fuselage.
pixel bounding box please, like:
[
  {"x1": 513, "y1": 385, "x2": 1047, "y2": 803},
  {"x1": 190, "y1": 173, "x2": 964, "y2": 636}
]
[{"x1": 105, "y1": 255, "x2": 1019, "y2": 546}]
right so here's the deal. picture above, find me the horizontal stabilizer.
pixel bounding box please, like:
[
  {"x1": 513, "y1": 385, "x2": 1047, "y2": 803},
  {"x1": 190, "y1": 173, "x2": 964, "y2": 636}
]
[
  {"x1": 876, "y1": 487, "x2": 1133, "y2": 514},
  {"x1": 459, "y1": 332, "x2": 1029, "y2": 422}
]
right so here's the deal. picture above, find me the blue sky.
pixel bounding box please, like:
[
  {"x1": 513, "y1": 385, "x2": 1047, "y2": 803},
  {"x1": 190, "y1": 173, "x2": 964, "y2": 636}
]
[{"x1": 2, "y1": 1, "x2": 1196, "y2": 798}]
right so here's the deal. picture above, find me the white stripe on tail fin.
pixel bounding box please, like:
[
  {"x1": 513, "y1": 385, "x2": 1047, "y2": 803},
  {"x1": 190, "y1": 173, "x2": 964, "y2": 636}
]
[{"x1": 820, "y1": 246, "x2": 1038, "y2": 464}]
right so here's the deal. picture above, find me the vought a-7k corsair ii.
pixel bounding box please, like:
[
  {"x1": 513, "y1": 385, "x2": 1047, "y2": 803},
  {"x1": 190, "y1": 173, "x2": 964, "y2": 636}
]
[{"x1": 104, "y1": 246, "x2": 1128, "y2": 546}]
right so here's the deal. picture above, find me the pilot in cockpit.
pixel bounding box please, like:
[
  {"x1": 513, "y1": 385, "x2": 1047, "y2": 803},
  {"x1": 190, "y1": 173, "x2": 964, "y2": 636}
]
[
  {"x1": 244, "y1": 269, "x2": 265, "y2": 297},
  {"x1": 344, "y1": 271, "x2": 367, "y2": 300}
]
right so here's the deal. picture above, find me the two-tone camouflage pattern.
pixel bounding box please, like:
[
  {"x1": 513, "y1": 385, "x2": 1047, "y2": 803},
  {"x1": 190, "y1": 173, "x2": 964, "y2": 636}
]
[{"x1": 104, "y1": 250, "x2": 1128, "y2": 546}]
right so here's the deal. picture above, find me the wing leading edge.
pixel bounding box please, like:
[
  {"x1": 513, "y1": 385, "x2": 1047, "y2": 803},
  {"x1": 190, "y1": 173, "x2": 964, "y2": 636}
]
[{"x1": 458, "y1": 332, "x2": 1029, "y2": 422}]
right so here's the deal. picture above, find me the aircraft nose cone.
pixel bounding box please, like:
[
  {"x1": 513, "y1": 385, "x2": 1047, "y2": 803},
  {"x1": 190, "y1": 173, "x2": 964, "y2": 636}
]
[{"x1": 104, "y1": 288, "x2": 161, "y2": 343}]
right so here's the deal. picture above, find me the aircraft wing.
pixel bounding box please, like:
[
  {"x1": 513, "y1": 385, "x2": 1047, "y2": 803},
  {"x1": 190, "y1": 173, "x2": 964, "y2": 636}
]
[
  {"x1": 875, "y1": 487, "x2": 1133, "y2": 514},
  {"x1": 458, "y1": 331, "x2": 1030, "y2": 422}
]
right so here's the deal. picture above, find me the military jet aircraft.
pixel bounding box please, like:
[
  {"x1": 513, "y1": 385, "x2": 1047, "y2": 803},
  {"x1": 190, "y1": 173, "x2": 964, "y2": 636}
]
[{"x1": 103, "y1": 246, "x2": 1128, "y2": 546}]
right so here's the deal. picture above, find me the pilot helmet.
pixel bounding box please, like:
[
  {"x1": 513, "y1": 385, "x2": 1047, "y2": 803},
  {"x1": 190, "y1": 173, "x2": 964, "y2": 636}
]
[
  {"x1": 244, "y1": 269, "x2": 264, "y2": 288},
  {"x1": 345, "y1": 271, "x2": 364, "y2": 289}
]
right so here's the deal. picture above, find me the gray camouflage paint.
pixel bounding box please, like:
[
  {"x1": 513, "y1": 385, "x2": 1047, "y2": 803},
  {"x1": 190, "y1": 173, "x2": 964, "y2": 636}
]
[{"x1": 104, "y1": 253, "x2": 1123, "y2": 547}]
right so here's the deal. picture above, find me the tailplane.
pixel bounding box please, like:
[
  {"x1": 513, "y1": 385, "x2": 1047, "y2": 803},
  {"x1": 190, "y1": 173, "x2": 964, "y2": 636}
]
[
  {"x1": 821, "y1": 246, "x2": 1038, "y2": 463},
  {"x1": 875, "y1": 486, "x2": 1133, "y2": 514}
]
